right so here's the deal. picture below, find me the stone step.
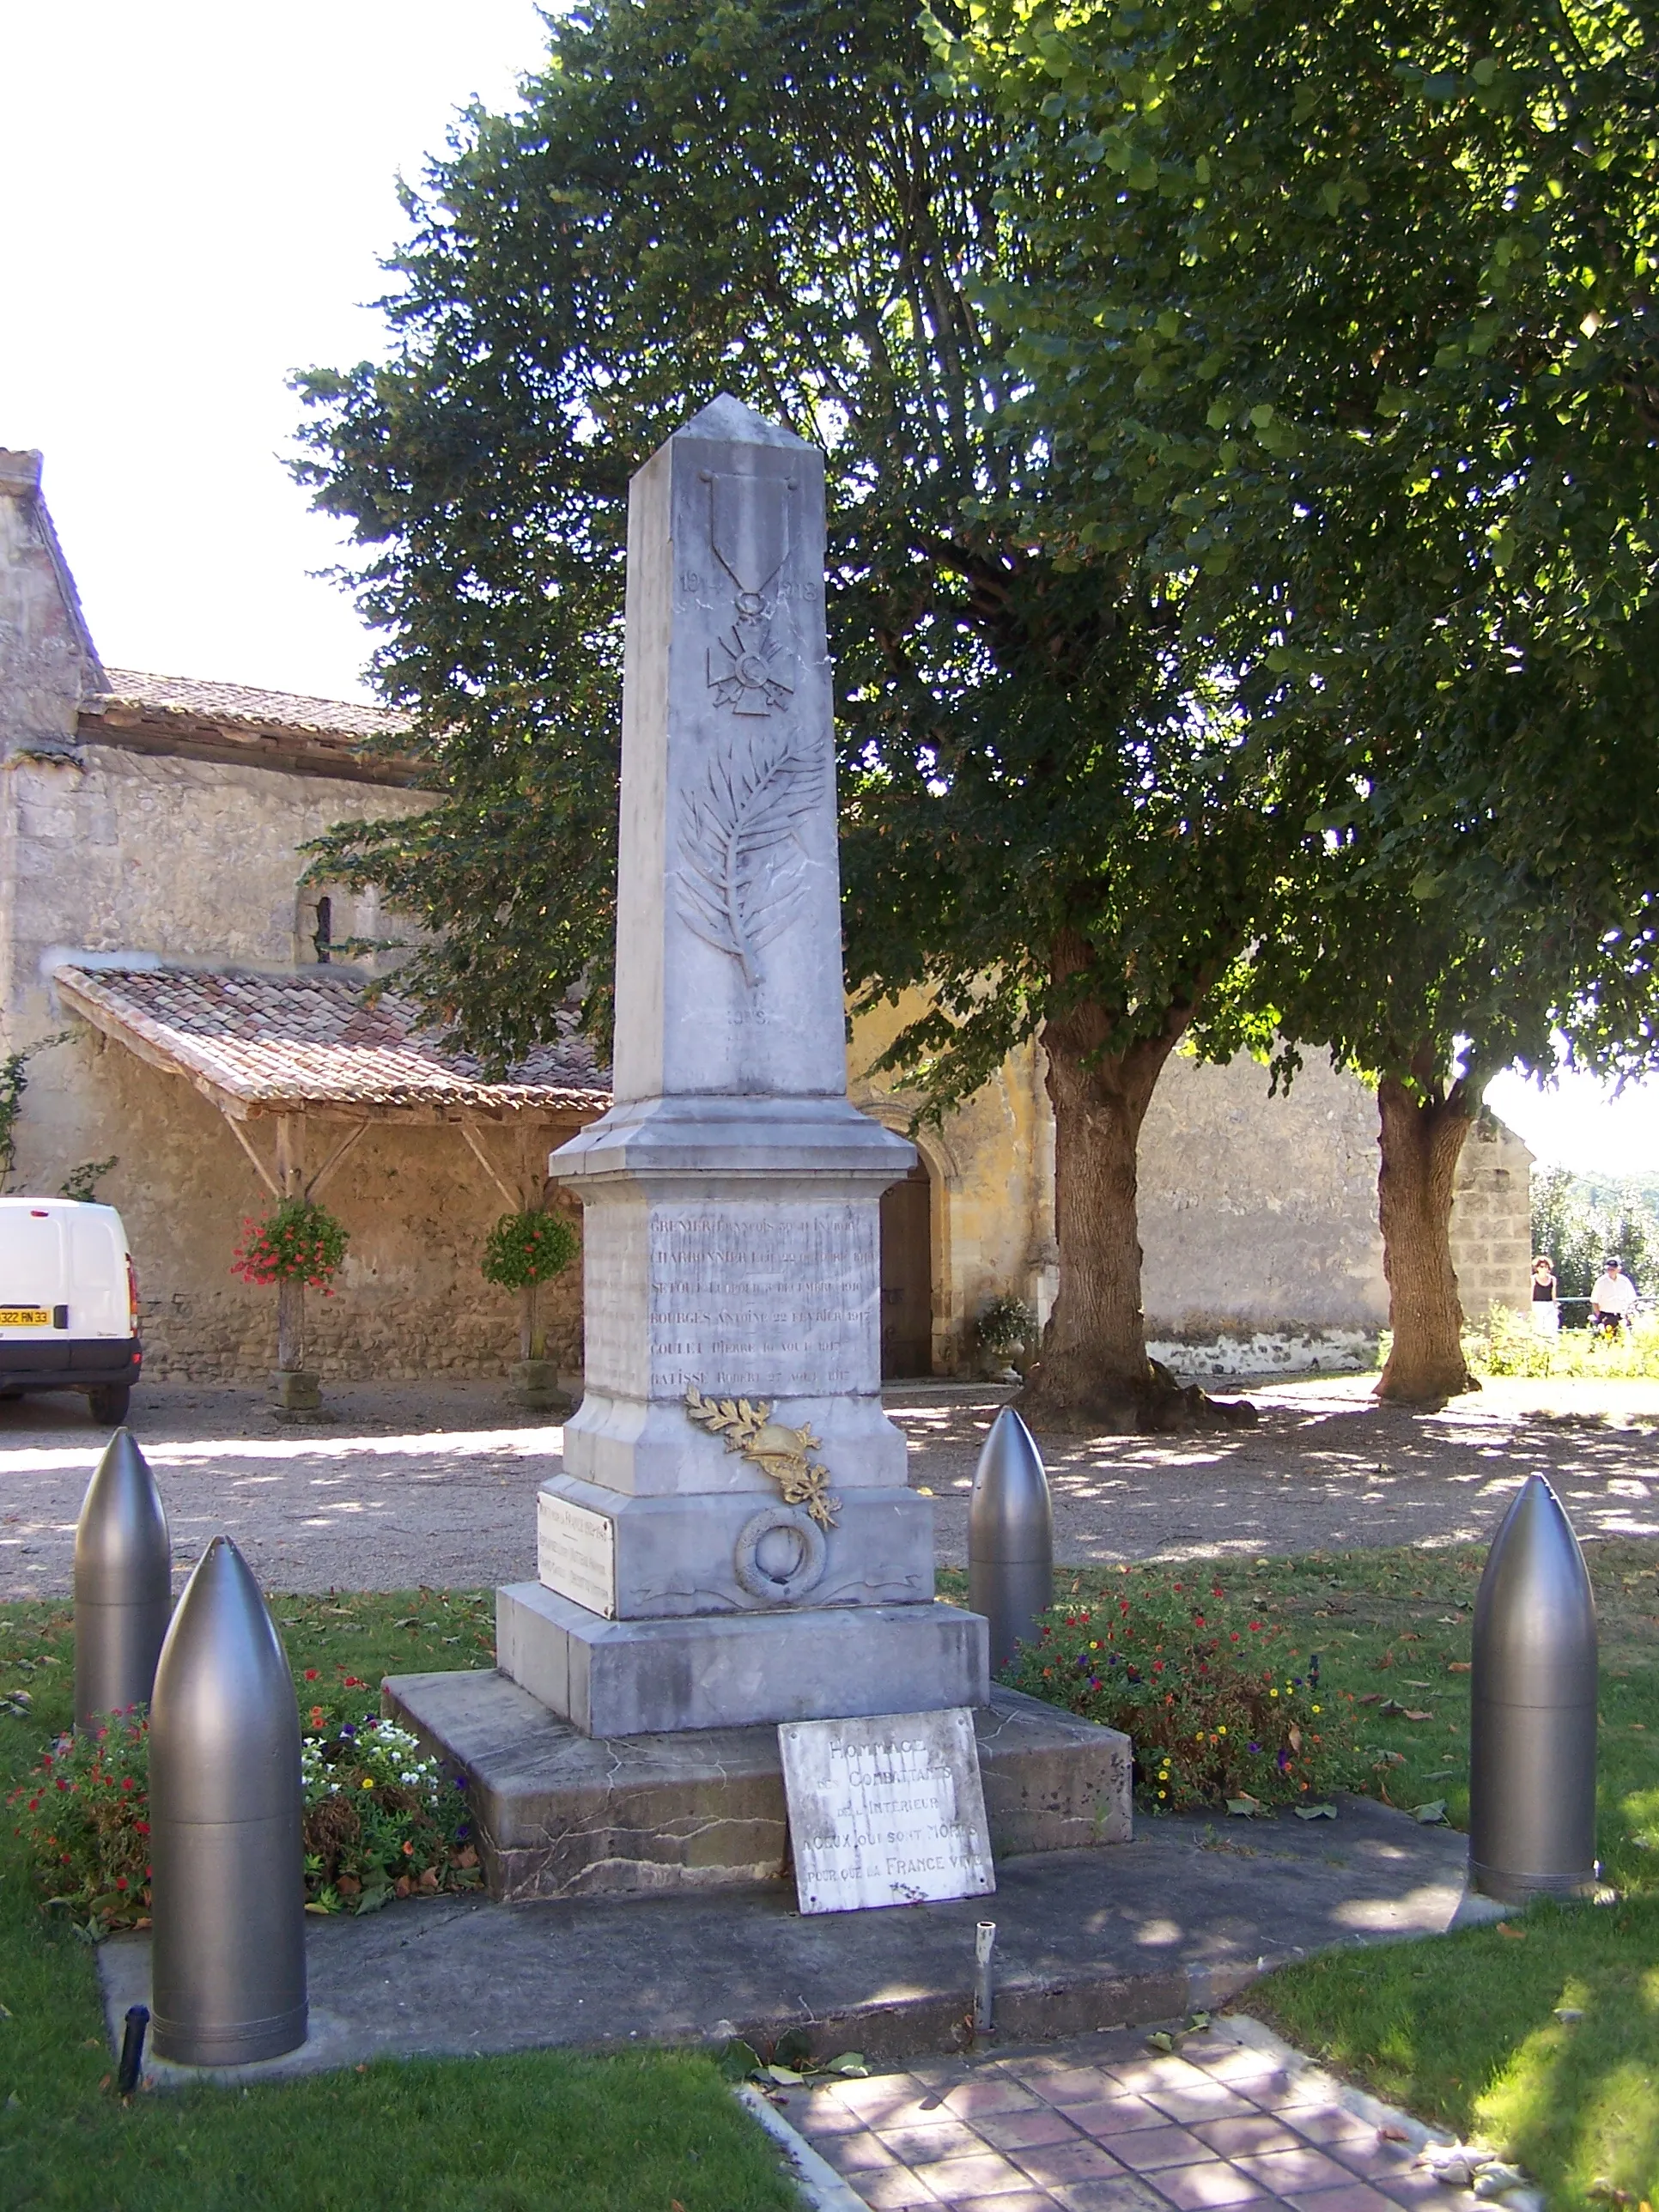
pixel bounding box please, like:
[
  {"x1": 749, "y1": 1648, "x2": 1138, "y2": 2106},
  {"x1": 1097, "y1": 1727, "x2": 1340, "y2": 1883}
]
[{"x1": 384, "y1": 1670, "x2": 1131, "y2": 1902}]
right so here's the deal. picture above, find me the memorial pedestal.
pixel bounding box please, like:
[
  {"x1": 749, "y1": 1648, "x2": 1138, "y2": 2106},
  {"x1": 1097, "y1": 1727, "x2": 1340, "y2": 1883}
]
[
  {"x1": 498, "y1": 1581, "x2": 987, "y2": 1738},
  {"x1": 386, "y1": 1669, "x2": 1131, "y2": 1902}
]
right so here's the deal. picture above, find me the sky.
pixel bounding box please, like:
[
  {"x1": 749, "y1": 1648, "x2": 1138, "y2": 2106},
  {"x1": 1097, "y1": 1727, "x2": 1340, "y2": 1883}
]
[
  {"x1": 6, "y1": 5, "x2": 1658, "y2": 1178},
  {"x1": 3, "y1": 2, "x2": 548, "y2": 702}
]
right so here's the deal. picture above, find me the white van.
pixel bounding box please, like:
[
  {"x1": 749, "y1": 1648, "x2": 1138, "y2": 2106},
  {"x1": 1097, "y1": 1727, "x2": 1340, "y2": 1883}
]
[{"x1": 0, "y1": 1198, "x2": 143, "y2": 1423}]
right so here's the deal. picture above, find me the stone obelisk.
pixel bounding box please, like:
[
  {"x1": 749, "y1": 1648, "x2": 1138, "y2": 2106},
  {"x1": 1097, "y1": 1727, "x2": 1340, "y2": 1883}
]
[{"x1": 497, "y1": 395, "x2": 987, "y2": 1735}]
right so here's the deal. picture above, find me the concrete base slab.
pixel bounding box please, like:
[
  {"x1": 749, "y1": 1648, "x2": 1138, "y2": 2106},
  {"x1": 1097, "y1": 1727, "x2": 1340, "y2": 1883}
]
[
  {"x1": 97, "y1": 1796, "x2": 1486, "y2": 2087},
  {"x1": 495, "y1": 1581, "x2": 988, "y2": 1735},
  {"x1": 383, "y1": 1670, "x2": 1130, "y2": 1899}
]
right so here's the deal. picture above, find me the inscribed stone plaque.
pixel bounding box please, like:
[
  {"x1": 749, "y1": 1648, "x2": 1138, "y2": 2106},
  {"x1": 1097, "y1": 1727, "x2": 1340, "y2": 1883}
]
[
  {"x1": 538, "y1": 1491, "x2": 617, "y2": 1620},
  {"x1": 778, "y1": 1707, "x2": 994, "y2": 1915}
]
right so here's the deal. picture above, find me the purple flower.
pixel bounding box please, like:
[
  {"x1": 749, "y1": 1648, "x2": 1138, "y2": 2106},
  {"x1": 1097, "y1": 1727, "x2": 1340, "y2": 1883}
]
[
  {"x1": 1248, "y1": 1741, "x2": 1261, "y2": 1754},
  {"x1": 339, "y1": 1723, "x2": 357, "y2": 1739},
  {"x1": 1276, "y1": 1747, "x2": 1292, "y2": 1771}
]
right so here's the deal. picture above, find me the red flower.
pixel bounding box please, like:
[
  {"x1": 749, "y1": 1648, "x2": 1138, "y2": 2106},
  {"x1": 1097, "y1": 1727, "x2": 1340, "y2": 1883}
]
[{"x1": 305, "y1": 1669, "x2": 319, "y2": 1682}]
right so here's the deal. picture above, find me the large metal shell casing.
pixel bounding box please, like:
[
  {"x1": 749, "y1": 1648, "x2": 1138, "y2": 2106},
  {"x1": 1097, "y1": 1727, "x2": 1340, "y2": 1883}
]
[
  {"x1": 149, "y1": 1535, "x2": 307, "y2": 2064},
  {"x1": 969, "y1": 1406, "x2": 1054, "y2": 1673},
  {"x1": 1470, "y1": 1474, "x2": 1599, "y2": 1903},
  {"x1": 74, "y1": 1427, "x2": 172, "y2": 1729}
]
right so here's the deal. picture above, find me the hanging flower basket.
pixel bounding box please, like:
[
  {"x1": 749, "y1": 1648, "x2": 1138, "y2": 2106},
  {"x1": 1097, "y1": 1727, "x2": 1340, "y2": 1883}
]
[
  {"x1": 231, "y1": 1199, "x2": 349, "y2": 1293},
  {"x1": 480, "y1": 1209, "x2": 577, "y2": 1292}
]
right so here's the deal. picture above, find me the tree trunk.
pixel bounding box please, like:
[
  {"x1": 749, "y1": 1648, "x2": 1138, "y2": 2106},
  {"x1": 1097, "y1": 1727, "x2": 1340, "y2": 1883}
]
[
  {"x1": 276, "y1": 1275, "x2": 306, "y2": 1372},
  {"x1": 520, "y1": 1279, "x2": 545, "y2": 1363},
  {"x1": 1374, "y1": 1071, "x2": 1478, "y2": 1404},
  {"x1": 1017, "y1": 940, "x2": 1224, "y2": 1430}
]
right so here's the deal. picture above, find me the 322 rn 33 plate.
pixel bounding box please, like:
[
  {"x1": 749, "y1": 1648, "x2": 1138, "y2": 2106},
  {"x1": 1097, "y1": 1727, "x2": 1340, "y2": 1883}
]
[{"x1": 0, "y1": 1308, "x2": 50, "y2": 1327}]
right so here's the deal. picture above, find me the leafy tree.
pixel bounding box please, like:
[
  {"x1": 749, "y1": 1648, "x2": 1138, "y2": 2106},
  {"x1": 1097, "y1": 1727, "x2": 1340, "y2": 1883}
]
[
  {"x1": 295, "y1": 0, "x2": 1319, "y2": 1427},
  {"x1": 1534, "y1": 1168, "x2": 1659, "y2": 1308},
  {"x1": 942, "y1": 0, "x2": 1659, "y2": 1399}
]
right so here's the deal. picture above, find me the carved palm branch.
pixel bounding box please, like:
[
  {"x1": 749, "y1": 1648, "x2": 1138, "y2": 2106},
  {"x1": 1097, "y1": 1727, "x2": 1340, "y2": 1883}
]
[{"x1": 677, "y1": 734, "x2": 822, "y2": 984}]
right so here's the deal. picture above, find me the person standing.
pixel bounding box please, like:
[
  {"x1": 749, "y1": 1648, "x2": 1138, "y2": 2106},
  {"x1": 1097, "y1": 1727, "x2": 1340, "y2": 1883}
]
[
  {"x1": 1531, "y1": 1255, "x2": 1560, "y2": 1336},
  {"x1": 1590, "y1": 1255, "x2": 1638, "y2": 1337}
]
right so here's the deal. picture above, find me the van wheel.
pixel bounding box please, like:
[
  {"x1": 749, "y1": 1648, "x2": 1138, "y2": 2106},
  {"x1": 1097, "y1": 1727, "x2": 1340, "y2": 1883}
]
[{"x1": 88, "y1": 1385, "x2": 131, "y2": 1424}]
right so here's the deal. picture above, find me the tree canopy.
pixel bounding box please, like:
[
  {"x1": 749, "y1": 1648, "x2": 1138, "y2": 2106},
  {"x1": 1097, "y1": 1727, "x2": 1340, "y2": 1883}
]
[
  {"x1": 939, "y1": 0, "x2": 1659, "y2": 1392},
  {"x1": 295, "y1": 0, "x2": 1322, "y2": 1420}
]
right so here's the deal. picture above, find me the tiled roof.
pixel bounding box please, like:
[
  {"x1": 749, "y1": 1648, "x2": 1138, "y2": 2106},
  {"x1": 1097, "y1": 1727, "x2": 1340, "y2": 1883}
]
[
  {"x1": 89, "y1": 669, "x2": 412, "y2": 744},
  {"x1": 54, "y1": 965, "x2": 609, "y2": 1121}
]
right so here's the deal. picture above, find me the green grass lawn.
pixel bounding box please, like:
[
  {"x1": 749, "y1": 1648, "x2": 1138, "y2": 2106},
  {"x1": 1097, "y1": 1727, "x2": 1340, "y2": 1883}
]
[
  {"x1": 0, "y1": 1590, "x2": 796, "y2": 2212},
  {"x1": 941, "y1": 1543, "x2": 1659, "y2": 2208}
]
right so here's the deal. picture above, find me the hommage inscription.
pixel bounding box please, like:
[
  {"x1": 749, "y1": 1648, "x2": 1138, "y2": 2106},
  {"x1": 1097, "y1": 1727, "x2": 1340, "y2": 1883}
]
[{"x1": 778, "y1": 1708, "x2": 995, "y2": 1915}]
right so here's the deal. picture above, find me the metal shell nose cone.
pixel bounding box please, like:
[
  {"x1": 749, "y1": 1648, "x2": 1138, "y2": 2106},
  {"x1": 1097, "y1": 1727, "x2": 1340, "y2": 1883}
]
[
  {"x1": 1470, "y1": 1474, "x2": 1599, "y2": 1904},
  {"x1": 1473, "y1": 1475, "x2": 1597, "y2": 1708},
  {"x1": 73, "y1": 1427, "x2": 171, "y2": 1728},
  {"x1": 969, "y1": 1408, "x2": 1054, "y2": 1559},
  {"x1": 150, "y1": 1535, "x2": 299, "y2": 1826},
  {"x1": 969, "y1": 1407, "x2": 1054, "y2": 1673},
  {"x1": 149, "y1": 1533, "x2": 307, "y2": 2065}
]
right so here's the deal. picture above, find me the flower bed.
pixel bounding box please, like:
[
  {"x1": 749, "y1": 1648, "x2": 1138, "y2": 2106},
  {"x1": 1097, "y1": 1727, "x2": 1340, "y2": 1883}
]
[
  {"x1": 9, "y1": 1672, "x2": 477, "y2": 1934},
  {"x1": 1000, "y1": 1571, "x2": 1370, "y2": 1810}
]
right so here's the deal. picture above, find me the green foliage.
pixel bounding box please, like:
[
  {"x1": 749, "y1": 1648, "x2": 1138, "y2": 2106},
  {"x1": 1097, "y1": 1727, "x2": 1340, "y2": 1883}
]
[
  {"x1": 290, "y1": 0, "x2": 1316, "y2": 1110},
  {"x1": 6, "y1": 1715, "x2": 149, "y2": 1936},
  {"x1": 1533, "y1": 1168, "x2": 1657, "y2": 1305},
  {"x1": 971, "y1": 1294, "x2": 1035, "y2": 1358},
  {"x1": 298, "y1": 1711, "x2": 476, "y2": 1916},
  {"x1": 8, "y1": 1685, "x2": 475, "y2": 1936},
  {"x1": 1469, "y1": 1302, "x2": 1659, "y2": 1381},
  {"x1": 58, "y1": 1158, "x2": 117, "y2": 1204},
  {"x1": 1000, "y1": 1572, "x2": 1369, "y2": 1810},
  {"x1": 0, "y1": 1031, "x2": 70, "y2": 1192},
  {"x1": 231, "y1": 1198, "x2": 350, "y2": 1288},
  {"x1": 943, "y1": 0, "x2": 1659, "y2": 1103},
  {"x1": 480, "y1": 1207, "x2": 578, "y2": 1291}
]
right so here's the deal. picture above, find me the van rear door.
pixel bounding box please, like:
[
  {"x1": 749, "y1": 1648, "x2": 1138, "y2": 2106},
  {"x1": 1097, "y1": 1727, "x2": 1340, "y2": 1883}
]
[
  {"x1": 0, "y1": 1206, "x2": 69, "y2": 1368},
  {"x1": 68, "y1": 1208, "x2": 127, "y2": 1339}
]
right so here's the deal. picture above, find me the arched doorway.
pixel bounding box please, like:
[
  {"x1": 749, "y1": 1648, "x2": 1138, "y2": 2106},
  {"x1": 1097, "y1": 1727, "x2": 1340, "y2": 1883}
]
[{"x1": 879, "y1": 1162, "x2": 933, "y2": 1377}]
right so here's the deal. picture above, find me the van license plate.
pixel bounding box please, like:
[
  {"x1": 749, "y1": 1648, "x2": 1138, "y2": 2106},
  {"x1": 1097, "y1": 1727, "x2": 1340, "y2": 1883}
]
[{"x1": 0, "y1": 1309, "x2": 49, "y2": 1327}]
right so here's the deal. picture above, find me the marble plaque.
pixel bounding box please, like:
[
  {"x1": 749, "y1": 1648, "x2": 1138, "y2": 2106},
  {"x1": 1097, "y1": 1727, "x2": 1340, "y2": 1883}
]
[
  {"x1": 646, "y1": 1203, "x2": 876, "y2": 1396},
  {"x1": 778, "y1": 1707, "x2": 995, "y2": 1914},
  {"x1": 538, "y1": 1491, "x2": 617, "y2": 1620}
]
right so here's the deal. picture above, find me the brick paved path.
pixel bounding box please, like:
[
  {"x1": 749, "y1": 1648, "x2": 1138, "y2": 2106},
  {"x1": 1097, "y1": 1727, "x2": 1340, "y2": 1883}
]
[{"x1": 783, "y1": 2017, "x2": 1478, "y2": 2212}]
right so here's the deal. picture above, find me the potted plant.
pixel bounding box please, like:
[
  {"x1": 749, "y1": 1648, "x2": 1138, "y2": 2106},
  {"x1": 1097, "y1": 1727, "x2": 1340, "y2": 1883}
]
[
  {"x1": 481, "y1": 1206, "x2": 579, "y2": 1413},
  {"x1": 972, "y1": 1293, "x2": 1036, "y2": 1382},
  {"x1": 232, "y1": 1199, "x2": 349, "y2": 1413}
]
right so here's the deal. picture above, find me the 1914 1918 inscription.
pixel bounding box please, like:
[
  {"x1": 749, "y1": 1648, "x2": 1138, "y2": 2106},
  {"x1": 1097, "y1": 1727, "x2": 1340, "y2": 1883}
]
[{"x1": 778, "y1": 1708, "x2": 994, "y2": 1915}]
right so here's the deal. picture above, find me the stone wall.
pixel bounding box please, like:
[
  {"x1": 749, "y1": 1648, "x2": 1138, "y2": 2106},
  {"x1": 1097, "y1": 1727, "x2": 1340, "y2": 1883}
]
[
  {"x1": 1447, "y1": 1112, "x2": 1534, "y2": 1322},
  {"x1": 10, "y1": 1027, "x2": 585, "y2": 1382},
  {"x1": 0, "y1": 741, "x2": 428, "y2": 1049},
  {"x1": 1138, "y1": 1048, "x2": 1390, "y2": 1363},
  {"x1": 849, "y1": 1003, "x2": 1054, "y2": 1374}
]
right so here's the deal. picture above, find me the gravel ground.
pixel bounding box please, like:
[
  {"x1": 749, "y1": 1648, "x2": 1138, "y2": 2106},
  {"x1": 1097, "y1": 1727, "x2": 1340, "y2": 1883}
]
[{"x1": 2, "y1": 1370, "x2": 1655, "y2": 1601}]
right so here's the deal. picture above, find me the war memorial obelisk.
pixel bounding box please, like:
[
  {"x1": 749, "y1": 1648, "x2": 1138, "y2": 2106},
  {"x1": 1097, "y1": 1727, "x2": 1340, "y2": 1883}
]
[{"x1": 497, "y1": 394, "x2": 987, "y2": 1734}]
